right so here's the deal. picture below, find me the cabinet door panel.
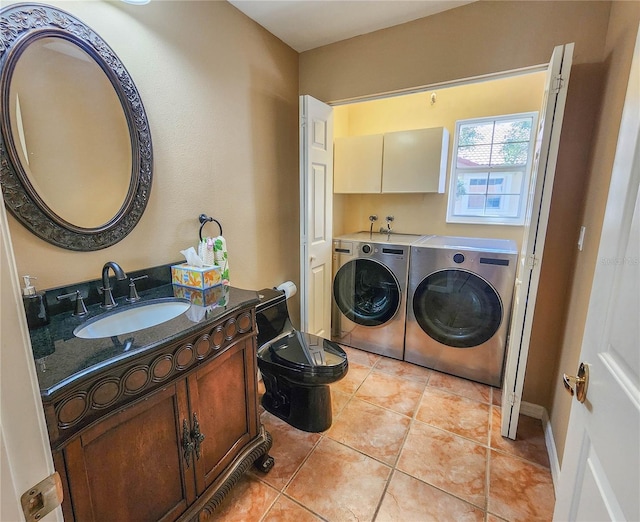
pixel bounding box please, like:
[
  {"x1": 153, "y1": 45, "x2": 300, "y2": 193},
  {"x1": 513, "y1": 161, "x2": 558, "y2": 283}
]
[
  {"x1": 64, "y1": 383, "x2": 193, "y2": 522},
  {"x1": 190, "y1": 341, "x2": 253, "y2": 493},
  {"x1": 334, "y1": 134, "x2": 383, "y2": 193},
  {"x1": 382, "y1": 127, "x2": 449, "y2": 193}
]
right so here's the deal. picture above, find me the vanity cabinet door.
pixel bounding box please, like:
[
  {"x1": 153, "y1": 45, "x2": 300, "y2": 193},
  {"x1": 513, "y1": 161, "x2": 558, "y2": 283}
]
[
  {"x1": 189, "y1": 337, "x2": 258, "y2": 493},
  {"x1": 63, "y1": 382, "x2": 195, "y2": 522}
]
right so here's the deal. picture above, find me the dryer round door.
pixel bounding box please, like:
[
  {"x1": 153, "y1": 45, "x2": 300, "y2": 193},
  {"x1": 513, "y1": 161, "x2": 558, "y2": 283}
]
[
  {"x1": 333, "y1": 258, "x2": 400, "y2": 327},
  {"x1": 413, "y1": 269, "x2": 503, "y2": 348}
]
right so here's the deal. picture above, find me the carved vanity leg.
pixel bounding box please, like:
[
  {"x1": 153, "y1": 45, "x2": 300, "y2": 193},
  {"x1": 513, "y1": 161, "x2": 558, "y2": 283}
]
[
  {"x1": 254, "y1": 453, "x2": 275, "y2": 473},
  {"x1": 253, "y1": 427, "x2": 274, "y2": 473}
]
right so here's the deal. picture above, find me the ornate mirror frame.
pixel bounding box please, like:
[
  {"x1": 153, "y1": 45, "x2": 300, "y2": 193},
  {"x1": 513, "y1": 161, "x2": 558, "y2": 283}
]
[{"x1": 0, "y1": 3, "x2": 152, "y2": 251}]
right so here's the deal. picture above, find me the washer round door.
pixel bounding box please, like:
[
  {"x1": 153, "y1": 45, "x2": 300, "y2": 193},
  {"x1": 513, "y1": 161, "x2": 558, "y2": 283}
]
[
  {"x1": 333, "y1": 258, "x2": 400, "y2": 327},
  {"x1": 413, "y1": 269, "x2": 503, "y2": 348}
]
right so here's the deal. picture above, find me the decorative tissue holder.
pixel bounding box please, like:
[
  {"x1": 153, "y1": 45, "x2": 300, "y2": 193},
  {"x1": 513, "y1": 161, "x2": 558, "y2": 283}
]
[
  {"x1": 172, "y1": 283, "x2": 229, "y2": 307},
  {"x1": 171, "y1": 263, "x2": 222, "y2": 290}
]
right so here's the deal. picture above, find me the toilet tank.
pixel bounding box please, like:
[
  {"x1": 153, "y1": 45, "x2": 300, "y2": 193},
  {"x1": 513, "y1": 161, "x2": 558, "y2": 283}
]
[{"x1": 256, "y1": 288, "x2": 293, "y2": 347}]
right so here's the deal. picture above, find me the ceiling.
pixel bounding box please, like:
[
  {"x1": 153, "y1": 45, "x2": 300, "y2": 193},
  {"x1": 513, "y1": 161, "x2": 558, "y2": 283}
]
[{"x1": 227, "y1": 0, "x2": 476, "y2": 53}]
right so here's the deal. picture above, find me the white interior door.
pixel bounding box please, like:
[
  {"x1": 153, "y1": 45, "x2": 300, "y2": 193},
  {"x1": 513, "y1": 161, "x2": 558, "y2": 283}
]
[
  {"x1": 554, "y1": 25, "x2": 640, "y2": 522},
  {"x1": 299, "y1": 95, "x2": 333, "y2": 337},
  {"x1": 1, "y1": 200, "x2": 63, "y2": 521},
  {"x1": 501, "y1": 43, "x2": 574, "y2": 439}
]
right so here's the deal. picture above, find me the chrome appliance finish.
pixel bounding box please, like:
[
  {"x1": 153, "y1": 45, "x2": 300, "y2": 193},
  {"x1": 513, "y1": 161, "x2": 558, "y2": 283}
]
[
  {"x1": 405, "y1": 235, "x2": 518, "y2": 387},
  {"x1": 332, "y1": 232, "x2": 424, "y2": 360}
]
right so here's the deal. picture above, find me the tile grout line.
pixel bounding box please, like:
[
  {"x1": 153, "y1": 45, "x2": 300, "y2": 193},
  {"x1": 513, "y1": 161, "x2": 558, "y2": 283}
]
[
  {"x1": 487, "y1": 404, "x2": 555, "y2": 470},
  {"x1": 252, "y1": 413, "x2": 329, "y2": 521},
  {"x1": 485, "y1": 387, "x2": 493, "y2": 520},
  {"x1": 396, "y1": 369, "x2": 495, "y2": 516},
  {"x1": 279, "y1": 491, "x2": 331, "y2": 521},
  {"x1": 338, "y1": 355, "x2": 410, "y2": 522},
  {"x1": 371, "y1": 364, "x2": 432, "y2": 521},
  {"x1": 419, "y1": 373, "x2": 491, "y2": 514},
  {"x1": 256, "y1": 489, "x2": 281, "y2": 522}
]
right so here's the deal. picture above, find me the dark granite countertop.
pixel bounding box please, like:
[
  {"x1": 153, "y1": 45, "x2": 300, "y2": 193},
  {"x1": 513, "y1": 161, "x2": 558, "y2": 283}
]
[{"x1": 30, "y1": 284, "x2": 259, "y2": 399}]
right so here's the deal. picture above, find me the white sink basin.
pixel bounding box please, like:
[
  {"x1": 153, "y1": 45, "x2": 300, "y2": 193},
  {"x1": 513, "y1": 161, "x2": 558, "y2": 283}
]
[{"x1": 74, "y1": 298, "x2": 191, "y2": 339}]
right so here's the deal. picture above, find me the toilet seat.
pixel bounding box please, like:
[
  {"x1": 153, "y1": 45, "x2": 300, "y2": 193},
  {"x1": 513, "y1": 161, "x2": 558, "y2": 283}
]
[{"x1": 268, "y1": 331, "x2": 346, "y2": 374}]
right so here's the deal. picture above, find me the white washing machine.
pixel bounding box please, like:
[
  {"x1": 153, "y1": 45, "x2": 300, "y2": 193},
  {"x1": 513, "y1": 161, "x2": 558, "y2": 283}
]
[
  {"x1": 404, "y1": 236, "x2": 518, "y2": 387},
  {"x1": 332, "y1": 232, "x2": 424, "y2": 360}
]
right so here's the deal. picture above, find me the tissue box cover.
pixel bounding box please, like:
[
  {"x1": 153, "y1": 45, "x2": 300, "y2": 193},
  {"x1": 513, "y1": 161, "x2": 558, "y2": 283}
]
[
  {"x1": 171, "y1": 263, "x2": 222, "y2": 289},
  {"x1": 173, "y1": 284, "x2": 229, "y2": 307}
]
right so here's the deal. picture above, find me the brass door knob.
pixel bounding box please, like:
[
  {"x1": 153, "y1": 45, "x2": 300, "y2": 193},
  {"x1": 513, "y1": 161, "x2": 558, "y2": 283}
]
[{"x1": 563, "y1": 362, "x2": 589, "y2": 403}]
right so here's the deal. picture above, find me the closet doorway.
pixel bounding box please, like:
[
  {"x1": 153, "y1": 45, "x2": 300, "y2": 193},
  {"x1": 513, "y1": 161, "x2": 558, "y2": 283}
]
[{"x1": 300, "y1": 43, "x2": 573, "y2": 439}]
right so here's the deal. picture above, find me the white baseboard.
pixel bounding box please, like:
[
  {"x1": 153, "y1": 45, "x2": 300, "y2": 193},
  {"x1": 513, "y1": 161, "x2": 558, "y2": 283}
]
[
  {"x1": 520, "y1": 401, "x2": 561, "y2": 496},
  {"x1": 519, "y1": 401, "x2": 545, "y2": 419}
]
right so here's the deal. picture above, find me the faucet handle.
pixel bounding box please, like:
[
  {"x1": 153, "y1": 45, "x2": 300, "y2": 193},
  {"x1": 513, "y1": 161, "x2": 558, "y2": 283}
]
[
  {"x1": 57, "y1": 290, "x2": 88, "y2": 316},
  {"x1": 126, "y1": 275, "x2": 148, "y2": 303}
]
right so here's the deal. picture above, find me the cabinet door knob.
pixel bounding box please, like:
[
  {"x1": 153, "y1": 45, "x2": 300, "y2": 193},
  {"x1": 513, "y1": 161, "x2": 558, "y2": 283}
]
[
  {"x1": 182, "y1": 419, "x2": 194, "y2": 468},
  {"x1": 191, "y1": 413, "x2": 206, "y2": 460}
]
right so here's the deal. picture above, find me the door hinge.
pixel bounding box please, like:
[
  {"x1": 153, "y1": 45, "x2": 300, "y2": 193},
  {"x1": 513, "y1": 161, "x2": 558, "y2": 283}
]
[
  {"x1": 552, "y1": 75, "x2": 565, "y2": 93},
  {"x1": 526, "y1": 254, "x2": 538, "y2": 269},
  {"x1": 21, "y1": 472, "x2": 63, "y2": 522},
  {"x1": 507, "y1": 392, "x2": 518, "y2": 407}
]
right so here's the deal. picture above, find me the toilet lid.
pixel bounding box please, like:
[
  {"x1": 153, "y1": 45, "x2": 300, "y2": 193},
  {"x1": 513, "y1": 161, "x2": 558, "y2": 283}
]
[{"x1": 269, "y1": 331, "x2": 346, "y2": 371}]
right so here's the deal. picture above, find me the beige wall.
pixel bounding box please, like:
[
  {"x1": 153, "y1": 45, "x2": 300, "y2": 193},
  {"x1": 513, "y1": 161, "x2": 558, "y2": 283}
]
[
  {"x1": 5, "y1": 0, "x2": 300, "y2": 316},
  {"x1": 299, "y1": 0, "x2": 624, "y2": 463},
  {"x1": 548, "y1": 1, "x2": 640, "y2": 464},
  {"x1": 332, "y1": 73, "x2": 545, "y2": 242}
]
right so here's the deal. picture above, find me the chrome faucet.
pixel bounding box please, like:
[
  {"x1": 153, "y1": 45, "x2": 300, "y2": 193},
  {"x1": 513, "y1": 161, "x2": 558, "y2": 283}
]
[
  {"x1": 380, "y1": 216, "x2": 394, "y2": 236},
  {"x1": 368, "y1": 215, "x2": 378, "y2": 239},
  {"x1": 100, "y1": 261, "x2": 127, "y2": 309}
]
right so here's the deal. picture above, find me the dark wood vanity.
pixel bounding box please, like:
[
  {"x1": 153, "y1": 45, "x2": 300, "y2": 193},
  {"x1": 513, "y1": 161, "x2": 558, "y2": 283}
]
[{"x1": 32, "y1": 282, "x2": 273, "y2": 521}]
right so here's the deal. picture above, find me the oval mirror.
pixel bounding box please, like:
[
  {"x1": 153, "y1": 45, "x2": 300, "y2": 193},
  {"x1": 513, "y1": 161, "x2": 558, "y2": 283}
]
[{"x1": 0, "y1": 4, "x2": 152, "y2": 250}]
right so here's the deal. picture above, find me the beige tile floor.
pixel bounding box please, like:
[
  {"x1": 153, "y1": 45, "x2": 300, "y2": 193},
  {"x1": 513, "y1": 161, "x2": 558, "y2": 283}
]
[{"x1": 212, "y1": 346, "x2": 555, "y2": 521}]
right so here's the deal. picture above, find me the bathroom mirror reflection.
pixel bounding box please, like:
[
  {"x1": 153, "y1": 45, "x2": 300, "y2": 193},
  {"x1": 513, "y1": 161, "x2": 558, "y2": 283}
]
[
  {"x1": 9, "y1": 36, "x2": 132, "y2": 228},
  {"x1": 0, "y1": 4, "x2": 153, "y2": 250}
]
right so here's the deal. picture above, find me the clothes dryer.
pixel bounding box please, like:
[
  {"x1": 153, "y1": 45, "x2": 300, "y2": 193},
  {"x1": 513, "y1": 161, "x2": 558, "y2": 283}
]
[
  {"x1": 405, "y1": 236, "x2": 518, "y2": 387},
  {"x1": 332, "y1": 232, "x2": 423, "y2": 360}
]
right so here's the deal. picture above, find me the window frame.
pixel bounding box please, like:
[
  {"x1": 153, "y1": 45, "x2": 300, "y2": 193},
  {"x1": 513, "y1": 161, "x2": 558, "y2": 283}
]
[{"x1": 446, "y1": 112, "x2": 539, "y2": 226}]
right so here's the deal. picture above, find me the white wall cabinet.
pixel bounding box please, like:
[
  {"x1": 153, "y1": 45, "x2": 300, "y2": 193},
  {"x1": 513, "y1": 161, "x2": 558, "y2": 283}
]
[
  {"x1": 382, "y1": 127, "x2": 449, "y2": 193},
  {"x1": 333, "y1": 127, "x2": 449, "y2": 194},
  {"x1": 333, "y1": 134, "x2": 383, "y2": 193}
]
